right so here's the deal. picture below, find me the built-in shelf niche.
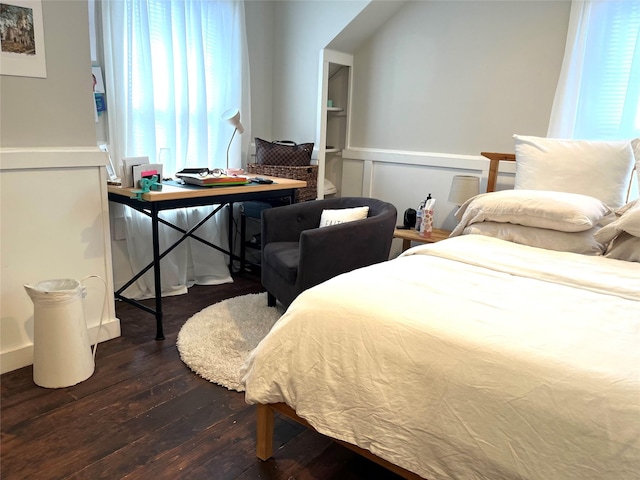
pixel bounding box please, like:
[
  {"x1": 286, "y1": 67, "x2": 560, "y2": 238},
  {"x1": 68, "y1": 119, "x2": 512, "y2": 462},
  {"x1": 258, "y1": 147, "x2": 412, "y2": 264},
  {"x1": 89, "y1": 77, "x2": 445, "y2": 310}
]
[{"x1": 316, "y1": 49, "x2": 353, "y2": 199}]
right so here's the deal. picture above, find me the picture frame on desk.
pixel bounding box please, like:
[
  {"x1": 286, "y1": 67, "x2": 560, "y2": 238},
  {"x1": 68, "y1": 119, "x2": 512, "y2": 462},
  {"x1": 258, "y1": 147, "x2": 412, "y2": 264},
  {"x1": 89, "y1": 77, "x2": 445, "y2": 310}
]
[
  {"x1": 98, "y1": 144, "x2": 119, "y2": 182},
  {"x1": 121, "y1": 156, "x2": 149, "y2": 188}
]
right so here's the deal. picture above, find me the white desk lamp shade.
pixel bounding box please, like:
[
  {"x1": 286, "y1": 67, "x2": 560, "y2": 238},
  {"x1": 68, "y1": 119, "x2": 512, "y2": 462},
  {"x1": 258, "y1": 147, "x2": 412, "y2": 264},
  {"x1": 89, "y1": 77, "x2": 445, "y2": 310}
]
[
  {"x1": 222, "y1": 108, "x2": 244, "y2": 134},
  {"x1": 449, "y1": 175, "x2": 480, "y2": 205}
]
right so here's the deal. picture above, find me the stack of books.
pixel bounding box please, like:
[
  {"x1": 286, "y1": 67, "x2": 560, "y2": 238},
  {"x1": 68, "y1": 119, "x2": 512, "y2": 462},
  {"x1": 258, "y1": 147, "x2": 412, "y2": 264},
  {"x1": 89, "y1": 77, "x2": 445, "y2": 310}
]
[{"x1": 176, "y1": 173, "x2": 249, "y2": 187}]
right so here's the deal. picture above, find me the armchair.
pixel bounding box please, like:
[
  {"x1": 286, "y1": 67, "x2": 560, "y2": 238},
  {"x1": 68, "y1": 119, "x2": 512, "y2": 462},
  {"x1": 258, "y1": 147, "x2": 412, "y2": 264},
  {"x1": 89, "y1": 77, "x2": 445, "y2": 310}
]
[{"x1": 261, "y1": 197, "x2": 397, "y2": 309}]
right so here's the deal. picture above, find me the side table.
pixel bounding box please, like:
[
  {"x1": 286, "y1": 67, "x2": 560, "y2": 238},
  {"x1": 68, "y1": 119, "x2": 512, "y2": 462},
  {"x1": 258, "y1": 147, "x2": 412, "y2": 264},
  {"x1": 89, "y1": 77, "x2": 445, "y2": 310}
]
[{"x1": 394, "y1": 227, "x2": 452, "y2": 252}]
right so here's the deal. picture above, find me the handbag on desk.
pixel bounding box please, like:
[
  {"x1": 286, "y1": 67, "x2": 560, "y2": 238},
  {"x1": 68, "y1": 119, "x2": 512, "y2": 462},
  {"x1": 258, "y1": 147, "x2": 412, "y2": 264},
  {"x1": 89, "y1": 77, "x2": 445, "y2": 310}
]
[
  {"x1": 251, "y1": 138, "x2": 317, "y2": 202},
  {"x1": 255, "y1": 138, "x2": 314, "y2": 166}
]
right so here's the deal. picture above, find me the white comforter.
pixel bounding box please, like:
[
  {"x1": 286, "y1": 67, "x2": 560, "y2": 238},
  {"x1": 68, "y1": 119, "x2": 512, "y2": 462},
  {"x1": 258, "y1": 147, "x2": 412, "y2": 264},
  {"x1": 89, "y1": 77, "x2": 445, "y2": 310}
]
[{"x1": 242, "y1": 235, "x2": 640, "y2": 480}]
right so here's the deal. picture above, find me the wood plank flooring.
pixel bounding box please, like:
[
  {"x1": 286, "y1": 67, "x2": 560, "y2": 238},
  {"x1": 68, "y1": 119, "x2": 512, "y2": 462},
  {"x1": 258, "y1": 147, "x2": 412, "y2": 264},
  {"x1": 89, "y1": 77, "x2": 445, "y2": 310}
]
[{"x1": 1, "y1": 272, "x2": 403, "y2": 479}]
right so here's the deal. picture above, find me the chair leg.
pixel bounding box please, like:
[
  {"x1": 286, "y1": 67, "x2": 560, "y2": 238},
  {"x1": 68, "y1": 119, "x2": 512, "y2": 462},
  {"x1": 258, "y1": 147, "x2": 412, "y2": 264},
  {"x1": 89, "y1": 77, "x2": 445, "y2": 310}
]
[{"x1": 267, "y1": 292, "x2": 276, "y2": 307}]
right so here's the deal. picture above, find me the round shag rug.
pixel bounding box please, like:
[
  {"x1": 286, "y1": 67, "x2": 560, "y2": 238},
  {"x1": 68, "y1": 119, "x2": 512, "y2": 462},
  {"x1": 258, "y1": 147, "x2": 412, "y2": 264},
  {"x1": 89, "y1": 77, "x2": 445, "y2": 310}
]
[{"x1": 176, "y1": 292, "x2": 283, "y2": 392}]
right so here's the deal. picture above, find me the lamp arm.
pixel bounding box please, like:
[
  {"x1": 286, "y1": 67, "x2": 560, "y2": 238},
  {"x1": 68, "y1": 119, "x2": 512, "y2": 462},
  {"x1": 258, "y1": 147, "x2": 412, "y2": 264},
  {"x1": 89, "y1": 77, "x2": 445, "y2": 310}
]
[{"x1": 226, "y1": 127, "x2": 238, "y2": 171}]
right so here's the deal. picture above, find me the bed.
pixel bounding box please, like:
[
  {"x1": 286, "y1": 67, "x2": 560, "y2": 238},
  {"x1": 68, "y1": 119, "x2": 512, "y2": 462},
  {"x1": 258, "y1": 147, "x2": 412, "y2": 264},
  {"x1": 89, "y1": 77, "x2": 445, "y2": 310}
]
[{"x1": 241, "y1": 135, "x2": 640, "y2": 480}]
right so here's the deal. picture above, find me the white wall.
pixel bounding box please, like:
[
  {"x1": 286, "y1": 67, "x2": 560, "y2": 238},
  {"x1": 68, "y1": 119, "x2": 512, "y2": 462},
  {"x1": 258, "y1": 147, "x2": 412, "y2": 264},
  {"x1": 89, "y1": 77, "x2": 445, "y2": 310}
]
[
  {"x1": 256, "y1": 0, "x2": 570, "y2": 256},
  {"x1": 245, "y1": 0, "x2": 276, "y2": 144},
  {"x1": 350, "y1": 0, "x2": 570, "y2": 154},
  {"x1": 268, "y1": 0, "x2": 370, "y2": 142},
  {"x1": 347, "y1": 1, "x2": 570, "y2": 254},
  {"x1": 246, "y1": 0, "x2": 407, "y2": 149},
  {"x1": 0, "y1": 1, "x2": 119, "y2": 374},
  {"x1": 0, "y1": 5, "x2": 97, "y2": 147}
]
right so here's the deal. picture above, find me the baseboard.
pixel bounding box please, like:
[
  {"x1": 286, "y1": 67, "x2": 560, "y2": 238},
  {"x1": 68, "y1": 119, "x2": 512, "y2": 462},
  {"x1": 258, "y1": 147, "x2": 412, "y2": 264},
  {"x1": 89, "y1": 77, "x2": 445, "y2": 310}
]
[{"x1": 0, "y1": 317, "x2": 121, "y2": 375}]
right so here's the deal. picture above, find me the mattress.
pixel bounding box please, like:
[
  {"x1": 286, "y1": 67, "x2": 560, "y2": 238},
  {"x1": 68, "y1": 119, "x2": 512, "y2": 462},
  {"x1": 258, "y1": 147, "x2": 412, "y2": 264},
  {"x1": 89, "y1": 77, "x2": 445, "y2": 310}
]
[{"x1": 242, "y1": 235, "x2": 640, "y2": 480}]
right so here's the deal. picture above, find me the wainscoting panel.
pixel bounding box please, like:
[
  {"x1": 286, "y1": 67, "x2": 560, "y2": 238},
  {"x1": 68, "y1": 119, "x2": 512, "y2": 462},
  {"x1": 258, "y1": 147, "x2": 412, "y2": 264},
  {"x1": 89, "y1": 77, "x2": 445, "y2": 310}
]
[
  {"x1": 0, "y1": 147, "x2": 120, "y2": 374},
  {"x1": 342, "y1": 147, "x2": 516, "y2": 257}
]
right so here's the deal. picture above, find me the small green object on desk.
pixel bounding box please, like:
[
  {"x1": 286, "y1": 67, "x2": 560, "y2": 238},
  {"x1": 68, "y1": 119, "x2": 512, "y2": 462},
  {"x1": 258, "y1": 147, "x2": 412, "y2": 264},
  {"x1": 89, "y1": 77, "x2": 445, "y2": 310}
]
[{"x1": 130, "y1": 175, "x2": 162, "y2": 200}]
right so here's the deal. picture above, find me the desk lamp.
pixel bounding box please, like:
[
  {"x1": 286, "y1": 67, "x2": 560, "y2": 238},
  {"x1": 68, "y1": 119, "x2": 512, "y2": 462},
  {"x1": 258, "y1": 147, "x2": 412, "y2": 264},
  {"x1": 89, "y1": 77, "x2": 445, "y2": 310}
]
[
  {"x1": 449, "y1": 175, "x2": 480, "y2": 206},
  {"x1": 222, "y1": 108, "x2": 244, "y2": 174}
]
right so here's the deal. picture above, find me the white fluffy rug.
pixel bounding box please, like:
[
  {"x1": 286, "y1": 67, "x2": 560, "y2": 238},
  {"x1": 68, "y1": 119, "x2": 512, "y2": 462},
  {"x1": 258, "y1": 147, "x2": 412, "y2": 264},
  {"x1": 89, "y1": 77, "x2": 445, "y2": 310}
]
[{"x1": 176, "y1": 292, "x2": 284, "y2": 392}]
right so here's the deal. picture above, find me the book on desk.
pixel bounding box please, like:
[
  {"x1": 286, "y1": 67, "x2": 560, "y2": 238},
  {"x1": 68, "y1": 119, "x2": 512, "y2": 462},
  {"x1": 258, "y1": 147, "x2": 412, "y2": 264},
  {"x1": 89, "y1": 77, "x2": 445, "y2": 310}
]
[{"x1": 176, "y1": 173, "x2": 250, "y2": 186}]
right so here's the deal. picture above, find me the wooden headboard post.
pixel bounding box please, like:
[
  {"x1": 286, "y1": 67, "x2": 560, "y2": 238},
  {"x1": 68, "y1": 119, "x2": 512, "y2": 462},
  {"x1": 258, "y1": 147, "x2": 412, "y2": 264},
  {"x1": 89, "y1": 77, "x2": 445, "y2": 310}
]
[{"x1": 481, "y1": 152, "x2": 516, "y2": 193}]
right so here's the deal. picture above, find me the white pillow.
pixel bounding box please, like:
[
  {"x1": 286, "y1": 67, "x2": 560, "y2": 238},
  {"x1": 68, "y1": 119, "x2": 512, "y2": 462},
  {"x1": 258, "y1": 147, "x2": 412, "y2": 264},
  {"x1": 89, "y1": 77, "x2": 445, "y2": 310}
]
[
  {"x1": 319, "y1": 206, "x2": 369, "y2": 228},
  {"x1": 513, "y1": 134, "x2": 637, "y2": 208},
  {"x1": 461, "y1": 222, "x2": 605, "y2": 255},
  {"x1": 615, "y1": 198, "x2": 639, "y2": 216},
  {"x1": 451, "y1": 190, "x2": 611, "y2": 235},
  {"x1": 604, "y1": 233, "x2": 640, "y2": 262},
  {"x1": 594, "y1": 202, "x2": 640, "y2": 244}
]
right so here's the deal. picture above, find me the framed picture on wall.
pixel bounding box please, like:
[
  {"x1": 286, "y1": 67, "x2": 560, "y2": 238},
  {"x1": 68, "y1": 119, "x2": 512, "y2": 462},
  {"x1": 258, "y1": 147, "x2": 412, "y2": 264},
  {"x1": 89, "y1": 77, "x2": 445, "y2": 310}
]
[{"x1": 0, "y1": 0, "x2": 46, "y2": 78}]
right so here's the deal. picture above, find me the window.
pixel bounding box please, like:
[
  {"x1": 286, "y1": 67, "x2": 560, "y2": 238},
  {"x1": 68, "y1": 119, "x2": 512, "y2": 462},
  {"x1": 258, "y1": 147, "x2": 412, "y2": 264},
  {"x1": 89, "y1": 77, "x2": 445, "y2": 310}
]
[
  {"x1": 549, "y1": 0, "x2": 640, "y2": 140},
  {"x1": 100, "y1": 0, "x2": 250, "y2": 299},
  {"x1": 101, "y1": 0, "x2": 250, "y2": 175}
]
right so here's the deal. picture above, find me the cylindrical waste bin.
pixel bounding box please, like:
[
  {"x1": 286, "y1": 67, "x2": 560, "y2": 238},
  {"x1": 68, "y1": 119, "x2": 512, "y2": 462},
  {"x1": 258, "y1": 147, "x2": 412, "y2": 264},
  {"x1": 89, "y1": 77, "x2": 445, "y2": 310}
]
[{"x1": 24, "y1": 279, "x2": 95, "y2": 388}]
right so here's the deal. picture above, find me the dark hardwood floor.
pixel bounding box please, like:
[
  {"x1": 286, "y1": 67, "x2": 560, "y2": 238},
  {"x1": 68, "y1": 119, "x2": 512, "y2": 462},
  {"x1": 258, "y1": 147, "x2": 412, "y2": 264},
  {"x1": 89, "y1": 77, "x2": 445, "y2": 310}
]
[{"x1": 1, "y1": 271, "x2": 402, "y2": 479}]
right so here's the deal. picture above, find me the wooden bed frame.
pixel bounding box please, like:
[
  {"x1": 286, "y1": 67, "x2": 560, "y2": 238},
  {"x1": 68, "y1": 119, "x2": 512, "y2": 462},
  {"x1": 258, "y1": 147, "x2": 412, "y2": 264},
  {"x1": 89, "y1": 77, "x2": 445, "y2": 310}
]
[
  {"x1": 254, "y1": 152, "x2": 517, "y2": 480},
  {"x1": 481, "y1": 151, "x2": 516, "y2": 193},
  {"x1": 256, "y1": 402, "x2": 424, "y2": 480}
]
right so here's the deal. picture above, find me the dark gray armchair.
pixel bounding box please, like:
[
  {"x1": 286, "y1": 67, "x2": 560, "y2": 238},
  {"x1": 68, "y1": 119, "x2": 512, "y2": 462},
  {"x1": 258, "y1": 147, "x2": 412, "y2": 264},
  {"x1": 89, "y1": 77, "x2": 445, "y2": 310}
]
[{"x1": 261, "y1": 197, "x2": 397, "y2": 309}]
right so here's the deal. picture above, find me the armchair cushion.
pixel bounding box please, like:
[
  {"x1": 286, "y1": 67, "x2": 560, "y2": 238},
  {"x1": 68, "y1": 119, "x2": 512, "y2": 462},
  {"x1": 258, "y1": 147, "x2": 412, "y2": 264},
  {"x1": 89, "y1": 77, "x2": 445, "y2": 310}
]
[{"x1": 262, "y1": 242, "x2": 299, "y2": 284}]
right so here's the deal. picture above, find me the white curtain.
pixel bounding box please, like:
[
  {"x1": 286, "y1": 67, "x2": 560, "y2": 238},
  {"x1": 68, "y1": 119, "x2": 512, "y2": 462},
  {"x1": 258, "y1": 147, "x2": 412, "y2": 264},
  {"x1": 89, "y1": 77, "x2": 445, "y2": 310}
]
[
  {"x1": 121, "y1": 206, "x2": 235, "y2": 299},
  {"x1": 101, "y1": 0, "x2": 251, "y2": 298},
  {"x1": 548, "y1": 1, "x2": 640, "y2": 140}
]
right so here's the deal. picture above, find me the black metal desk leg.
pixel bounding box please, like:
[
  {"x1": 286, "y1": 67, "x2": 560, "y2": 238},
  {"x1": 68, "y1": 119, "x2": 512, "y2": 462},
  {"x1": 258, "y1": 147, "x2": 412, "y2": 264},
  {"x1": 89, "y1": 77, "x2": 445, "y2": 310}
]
[
  {"x1": 228, "y1": 203, "x2": 234, "y2": 270},
  {"x1": 240, "y1": 212, "x2": 246, "y2": 272},
  {"x1": 151, "y1": 205, "x2": 165, "y2": 340}
]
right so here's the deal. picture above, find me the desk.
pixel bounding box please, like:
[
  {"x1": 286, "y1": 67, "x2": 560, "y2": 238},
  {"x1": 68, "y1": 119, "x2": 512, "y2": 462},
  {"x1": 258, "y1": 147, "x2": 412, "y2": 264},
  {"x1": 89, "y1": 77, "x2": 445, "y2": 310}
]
[
  {"x1": 108, "y1": 176, "x2": 306, "y2": 340},
  {"x1": 394, "y1": 227, "x2": 452, "y2": 252}
]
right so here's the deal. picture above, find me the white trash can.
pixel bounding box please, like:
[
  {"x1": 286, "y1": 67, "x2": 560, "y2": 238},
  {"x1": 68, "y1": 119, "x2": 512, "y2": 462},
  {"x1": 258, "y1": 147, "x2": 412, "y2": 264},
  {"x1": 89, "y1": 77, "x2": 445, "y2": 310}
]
[{"x1": 24, "y1": 279, "x2": 95, "y2": 388}]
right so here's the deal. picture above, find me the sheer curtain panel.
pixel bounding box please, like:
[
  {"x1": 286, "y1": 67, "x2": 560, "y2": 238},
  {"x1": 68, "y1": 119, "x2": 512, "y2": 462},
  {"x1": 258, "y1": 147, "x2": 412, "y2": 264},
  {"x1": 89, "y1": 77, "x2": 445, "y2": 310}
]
[
  {"x1": 101, "y1": 0, "x2": 251, "y2": 299},
  {"x1": 548, "y1": 0, "x2": 640, "y2": 140}
]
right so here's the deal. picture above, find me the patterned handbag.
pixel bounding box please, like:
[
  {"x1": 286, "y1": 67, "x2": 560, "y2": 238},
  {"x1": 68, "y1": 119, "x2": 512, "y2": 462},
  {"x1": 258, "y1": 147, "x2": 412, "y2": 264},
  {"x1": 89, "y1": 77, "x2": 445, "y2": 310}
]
[{"x1": 255, "y1": 138, "x2": 314, "y2": 166}]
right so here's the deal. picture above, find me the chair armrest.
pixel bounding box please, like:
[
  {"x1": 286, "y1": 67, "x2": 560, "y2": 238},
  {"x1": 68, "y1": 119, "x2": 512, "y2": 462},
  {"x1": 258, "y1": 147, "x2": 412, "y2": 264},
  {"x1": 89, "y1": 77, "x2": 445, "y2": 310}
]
[
  {"x1": 261, "y1": 201, "x2": 327, "y2": 245},
  {"x1": 296, "y1": 215, "x2": 395, "y2": 291}
]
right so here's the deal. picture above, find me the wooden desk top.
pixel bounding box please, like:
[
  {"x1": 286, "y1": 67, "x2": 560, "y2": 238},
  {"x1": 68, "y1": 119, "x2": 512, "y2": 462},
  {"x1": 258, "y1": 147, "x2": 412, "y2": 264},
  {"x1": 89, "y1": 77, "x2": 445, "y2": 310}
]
[
  {"x1": 108, "y1": 175, "x2": 307, "y2": 202},
  {"x1": 394, "y1": 227, "x2": 452, "y2": 245}
]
